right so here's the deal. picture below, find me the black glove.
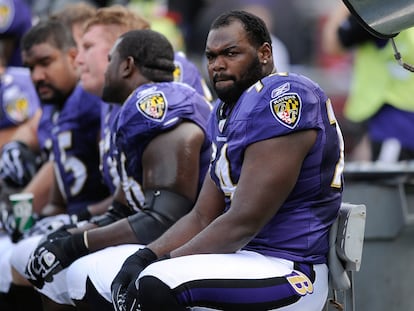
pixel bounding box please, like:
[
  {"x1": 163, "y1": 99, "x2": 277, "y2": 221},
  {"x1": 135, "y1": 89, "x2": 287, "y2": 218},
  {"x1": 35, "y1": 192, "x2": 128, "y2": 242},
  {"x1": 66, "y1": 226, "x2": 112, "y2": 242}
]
[
  {"x1": 71, "y1": 208, "x2": 92, "y2": 223},
  {"x1": 111, "y1": 248, "x2": 158, "y2": 311},
  {"x1": 33, "y1": 223, "x2": 75, "y2": 248},
  {"x1": 90, "y1": 200, "x2": 135, "y2": 227},
  {"x1": 25, "y1": 232, "x2": 89, "y2": 289},
  {"x1": 0, "y1": 141, "x2": 43, "y2": 188}
]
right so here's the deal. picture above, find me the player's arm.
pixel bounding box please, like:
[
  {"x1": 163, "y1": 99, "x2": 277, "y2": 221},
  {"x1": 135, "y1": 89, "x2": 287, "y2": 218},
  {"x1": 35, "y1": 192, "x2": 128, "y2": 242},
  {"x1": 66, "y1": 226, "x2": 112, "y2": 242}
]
[
  {"x1": 110, "y1": 130, "x2": 317, "y2": 303},
  {"x1": 23, "y1": 161, "x2": 55, "y2": 214},
  {"x1": 0, "y1": 126, "x2": 20, "y2": 149},
  {"x1": 110, "y1": 172, "x2": 225, "y2": 306},
  {"x1": 24, "y1": 121, "x2": 207, "y2": 288},
  {"x1": 79, "y1": 131, "x2": 115, "y2": 219},
  {"x1": 150, "y1": 129, "x2": 318, "y2": 257},
  {"x1": 37, "y1": 164, "x2": 67, "y2": 217},
  {"x1": 9, "y1": 109, "x2": 42, "y2": 150},
  {"x1": 85, "y1": 121, "x2": 205, "y2": 251},
  {"x1": 144, "y1": 172, "x2": 226, "y2": 257},
  {"x1": 86, "y1": 195, "x2": 114, "y2": 218}
]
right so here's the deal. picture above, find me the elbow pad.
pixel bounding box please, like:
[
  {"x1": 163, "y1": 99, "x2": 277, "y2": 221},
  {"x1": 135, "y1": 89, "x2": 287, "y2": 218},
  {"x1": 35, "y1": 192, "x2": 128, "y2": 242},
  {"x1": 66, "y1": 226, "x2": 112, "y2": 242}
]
[
  {"x1": 90, "y1": 201, "x2": 135, "y2": 227},
  {"x1": 127, "y1": 189, "x2": 193, "y2": 244}
]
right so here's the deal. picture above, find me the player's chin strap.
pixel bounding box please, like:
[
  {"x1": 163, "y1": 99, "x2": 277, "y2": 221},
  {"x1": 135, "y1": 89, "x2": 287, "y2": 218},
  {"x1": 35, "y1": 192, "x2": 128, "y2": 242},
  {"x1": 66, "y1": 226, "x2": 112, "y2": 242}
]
[{"x1": 391, "y1": 37, "x2": 414, "y2": 72}]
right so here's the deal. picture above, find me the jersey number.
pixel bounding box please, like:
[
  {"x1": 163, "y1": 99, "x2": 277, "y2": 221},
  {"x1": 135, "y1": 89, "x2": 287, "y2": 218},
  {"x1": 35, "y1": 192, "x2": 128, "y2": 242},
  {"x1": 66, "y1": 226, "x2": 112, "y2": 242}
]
[
  {"x1": 326, "y1": 99, "x2": 344, "y2": 189},
  {"x1": 56, "y1": 131, "x2": 87, "y2": 196}
]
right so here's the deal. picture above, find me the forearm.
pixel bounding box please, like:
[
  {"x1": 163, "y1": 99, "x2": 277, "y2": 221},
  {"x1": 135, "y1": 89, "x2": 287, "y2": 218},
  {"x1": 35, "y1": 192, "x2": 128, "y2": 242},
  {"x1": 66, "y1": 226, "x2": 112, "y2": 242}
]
[
  {"x1": 39, "y1": 204, "x2": 67, "y2": 217},
  {"x1": 169, "y1": 212, "x2": 255, "y2": 257},
  {"x1": 149, "y1": 210, "x2": 209, "y2": 258},
  {"x1": 85, "y1": 218, "x2": 138, "y2": 252},
  {"x1": 24, "y1": 162, "x2": 54, "y2": 214},
  {"x1": 11, "y1": 110, "x2": 41, "y2": 150},
  {"x1": 149, "y1": 176, "x2": 227, "y2": 257},
  {"x1": 86, "y1": 189, "x2": 195, "y2": 252},
  {"x1": 87, "y1": 196, "x2": 112, "y2": 217},
  {"x1": 0, "y1": 127, "x2": 18, "y2": 149}
]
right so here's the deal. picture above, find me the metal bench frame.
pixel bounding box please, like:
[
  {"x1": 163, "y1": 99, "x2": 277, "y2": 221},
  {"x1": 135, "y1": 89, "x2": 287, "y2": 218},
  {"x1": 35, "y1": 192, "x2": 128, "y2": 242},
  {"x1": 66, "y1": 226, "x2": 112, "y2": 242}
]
[{"x1": 324, "y1": 202, "x2": 367, "y2": 311}]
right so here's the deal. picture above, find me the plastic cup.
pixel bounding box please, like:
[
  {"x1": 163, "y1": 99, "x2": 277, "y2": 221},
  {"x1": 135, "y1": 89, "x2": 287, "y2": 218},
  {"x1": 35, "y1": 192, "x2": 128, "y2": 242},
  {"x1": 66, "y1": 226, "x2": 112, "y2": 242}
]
[{"x1": 9, "y1": 192, "x2": 35, "y2": 234}]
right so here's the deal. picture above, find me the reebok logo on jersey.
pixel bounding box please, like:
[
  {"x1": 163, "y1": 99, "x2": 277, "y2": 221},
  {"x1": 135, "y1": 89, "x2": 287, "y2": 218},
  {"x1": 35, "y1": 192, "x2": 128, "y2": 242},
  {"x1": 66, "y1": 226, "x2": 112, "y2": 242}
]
[
  {"x1": 136, "y1": 91, "x2": 167, "y2": 122},
  {"x1": 271, "y1": 82, "x2": 290, "y2": 98},
  {"x1": 270, "y1": 93, "x2": 301, "y2": 129}
]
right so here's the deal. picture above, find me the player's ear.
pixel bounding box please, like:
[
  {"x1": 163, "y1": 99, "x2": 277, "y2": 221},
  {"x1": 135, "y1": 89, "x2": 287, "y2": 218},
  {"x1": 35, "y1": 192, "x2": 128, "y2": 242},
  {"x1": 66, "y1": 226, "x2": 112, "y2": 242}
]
[
  {"x1": 258, "y1": 42, "x2": 272, "y2": 64},
  {"x1": 123, "y1": 56, "x2": 135, "y2": 78}
]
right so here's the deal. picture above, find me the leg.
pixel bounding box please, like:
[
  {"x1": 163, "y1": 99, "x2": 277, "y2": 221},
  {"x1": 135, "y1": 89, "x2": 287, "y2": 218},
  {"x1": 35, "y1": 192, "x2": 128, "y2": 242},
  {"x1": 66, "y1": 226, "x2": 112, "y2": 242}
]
[
  {"x1": 0, "y1": 235, "x2": 43, "y2": 310},
  {"x1": 9, "y1": 266, "x2": 43, "y2": 309},
  {"x1": 11, "y1": 235, "x2": 76, "y2": 306},
  {"x1": 138, "y1": 251, "x2": 328, "y2": 311},
  {"x1": 139, "y1": 276, "x2": 186, "y2": 311},
  {"x1": 73, "y1": 278, "x2": 113, "y2": 311},
  {"x1": 0, "y1": 292, "x2": 13, "y2": 310},
  {"x1": 67, "y1": 244, "x2": 143, "y2": 307},
  {"x1": 7, "y1": 283, "x2": 43, "y2": 311},
  {"x1": 42, "y1": 294, "x2": 76, "y2": 311}
]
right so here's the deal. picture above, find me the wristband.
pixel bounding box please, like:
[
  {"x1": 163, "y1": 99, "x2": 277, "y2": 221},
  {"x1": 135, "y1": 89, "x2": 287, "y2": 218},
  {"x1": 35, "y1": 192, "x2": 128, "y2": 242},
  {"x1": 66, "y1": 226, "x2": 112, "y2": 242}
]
[{"x1": 83, "y1": 231, "x2": 89, "y2": 249}]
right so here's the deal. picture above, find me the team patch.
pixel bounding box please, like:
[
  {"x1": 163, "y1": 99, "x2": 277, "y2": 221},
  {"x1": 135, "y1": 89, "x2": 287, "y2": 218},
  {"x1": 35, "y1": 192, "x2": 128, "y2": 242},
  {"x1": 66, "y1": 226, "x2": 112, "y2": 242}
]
[
  {"x1": 0, "y1": 0, "x2": 14, "y2": 32},
  {"x1": 3, "y1": 86, "x2": 30, "y2": 123},
  {"x1": 270, "y1": 92, "x2": 301, "y2": 129},
  {"x1": 135, "y1": 91, "x2": 167, "y2": 121}
]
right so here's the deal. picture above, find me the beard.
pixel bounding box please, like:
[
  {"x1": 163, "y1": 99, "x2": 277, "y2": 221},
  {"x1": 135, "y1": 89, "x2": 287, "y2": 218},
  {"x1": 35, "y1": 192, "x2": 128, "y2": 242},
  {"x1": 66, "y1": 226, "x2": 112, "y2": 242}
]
[
  {"x1": 36, "y1": 83, "x2": 68, "y2": 106},
  {"x1": 213, "y1": 55, "x2": 263, "y2": 104},
  {"x1": 102, "y1": 83, "x2": 123, "y2": 104}
]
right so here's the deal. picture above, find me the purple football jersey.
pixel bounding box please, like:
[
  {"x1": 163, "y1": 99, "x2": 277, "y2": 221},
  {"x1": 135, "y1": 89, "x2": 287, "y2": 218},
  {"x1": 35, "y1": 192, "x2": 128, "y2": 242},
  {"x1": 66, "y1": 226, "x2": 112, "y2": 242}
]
[
  {"x1": 0, "y1": 0, "x2": 33, "y2": 66},
  {"x1": 37, "y1": 84, "x2": 110, "y2": 214},
  {"x1": 0, "y1": 67, "x2": 39, "y2": 129},
  {"x1": 208, "y1": 72, "x2": 344, "y2": 264},
  {"x1": 99, "y1": 102, "x2": 120, "y2": 194},
  {"x1": 100, "y1": 52, "x2": 212, "y2": 199},
  {"x1": 98, "y1": 53, "x2": 211, "y2": 196},
  {"x1": 114, "y1": 82, "x2": 212, "y2": 210},
  {"x1": 173, "y1": 51, "x2": 212, "y2": 102}
]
